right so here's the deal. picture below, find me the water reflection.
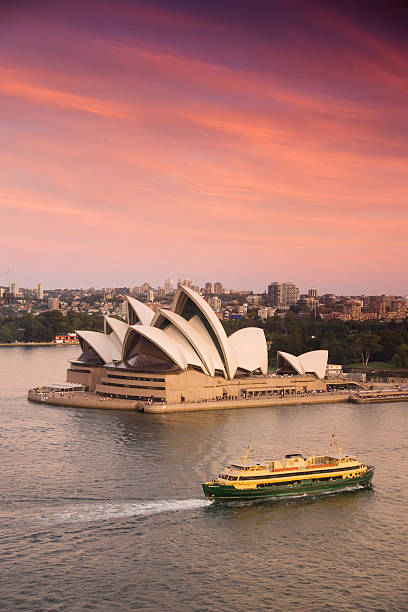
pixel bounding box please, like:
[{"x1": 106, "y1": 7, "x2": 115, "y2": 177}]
[{"x1": 1, "y1": 347, "x2": 408, "y2": 611}]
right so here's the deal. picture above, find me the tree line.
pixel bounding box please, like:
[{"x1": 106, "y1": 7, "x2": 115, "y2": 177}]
[
  {"x1": 222, "y1": 313, "x2": 408, "y2": 369},
  {"x1": 1, "y1": 309, "x2": 408, "y2": 369},
  {"x1": 0, "y1": 311, "x2": 103, "y2": 344}
]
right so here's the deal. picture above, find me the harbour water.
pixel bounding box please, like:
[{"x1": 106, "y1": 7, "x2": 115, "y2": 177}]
[{"x1": 1, "y1": 346, "x2": 408, "y2": 611}]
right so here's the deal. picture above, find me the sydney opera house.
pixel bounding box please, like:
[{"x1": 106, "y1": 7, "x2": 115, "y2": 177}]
[{"x1": 67, "y1": 286, "x2": 329, "y2": 405}]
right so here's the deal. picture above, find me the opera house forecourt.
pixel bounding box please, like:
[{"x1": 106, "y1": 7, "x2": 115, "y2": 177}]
[{"x1": 29, "y1": 286, "x2": 352, "y2": 413}]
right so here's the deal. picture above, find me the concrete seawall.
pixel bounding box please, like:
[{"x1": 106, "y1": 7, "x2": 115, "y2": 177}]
[
  {"x1": 0, "y1": 342, "x2": 78, "y2": 347},
  {"x1": 28, "y1": 390, "x2": 139, "y2": 411},
  {"x1": 142, "y1": 393, "x2": 350, "y2": 414},
  {"x1": 27, "y1": 389, "x2": 350, "y2": 413}
]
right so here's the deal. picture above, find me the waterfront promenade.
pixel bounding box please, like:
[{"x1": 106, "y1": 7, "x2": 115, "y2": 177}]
[
  {"x1": 28, "y1": 389, "x2": 139, "y2": 410},
  {"x1": 142, "y1": 392, "x2": 350, "y2": 413},
  {"x1": 28, "y1": 388, "x2": 350, "y2": 413},
  {"x1": 0, "y1": 342, "x2": 78, "y2": 347}
]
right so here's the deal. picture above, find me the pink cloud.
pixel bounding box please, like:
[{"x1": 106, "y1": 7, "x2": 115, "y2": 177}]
[{"x1": 0, "y1": 3, "x2": 407, "y2": 292}]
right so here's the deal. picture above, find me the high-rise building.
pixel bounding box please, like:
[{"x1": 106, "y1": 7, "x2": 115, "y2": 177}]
[
  {"x1": 214, "y1": 282, "x2": 223, "y2": 295},
  {"x1": 257, "y1": 306, "x2": 276, "y2": 320},
  {"x1": 347, "y1": 301, "x2": 362, "y2": 319},
  {"x1": 140, "y1": 282, "x2": 150, "y2": 295},
  {"x1": 164, "y1": 278, "x2": 174, "y2": 295},
  {"x1": 208, "y1": 296, "x2": 222, "y2": 311},
  {"x1": 308, "y1": 288, "x2": 317, "y2": 298},
  {"x1": 183, "y1": 279, "x2": 192, "y2": 288},
  {"x1": 48, "y1": 297, "x2": 59, "y2": 310},
  {"x1": 157, "y1": 286, "x2": 165, "y2": 298},
  {"x1": 10, "y1": 282, "x2": 19, "y2": 296},
  {"x1": 247, "y1": 294, "x2": 261, "y2": 306},
  {"x1": 37, "y1": 283, "x2": 44, "y2": 300},
  {"x1": 267, "y1": 282, "x2": 299, "y2": 307},
  {"x1": 205, "y1": 282, "x2": 213, "y2": 294}
]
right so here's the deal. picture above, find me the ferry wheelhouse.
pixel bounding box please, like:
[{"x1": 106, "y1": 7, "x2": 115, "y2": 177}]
[{"x1": 202, "y1": 437, "x2": 374, "y2": 500}]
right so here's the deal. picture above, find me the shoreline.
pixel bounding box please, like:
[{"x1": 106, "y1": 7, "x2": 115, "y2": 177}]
[
  {"x1": 142, "y1": 392, "x2": 350, "y2": 413},
  {"x1": 27, "y1": 388, "x2": 408, "y2": 413},
  {"x1": 27, "y1": 389, "x2": 139, "y2": 410},
  {"x1": 0, "y1": 342, "x2": 79, "y2": 347},
  {"x1": 28, "y1": 389, "x2": 350, "y2": 413}
]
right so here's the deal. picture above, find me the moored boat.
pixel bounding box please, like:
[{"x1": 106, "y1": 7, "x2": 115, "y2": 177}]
[
  {"x1": 351, "y1": 390, "x2": 408, "y2": 403},
  {"x1": 202, "y1": 435, "x2": 374, "y2": 500}
]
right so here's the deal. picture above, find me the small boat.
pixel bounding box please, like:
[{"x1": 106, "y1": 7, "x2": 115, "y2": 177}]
[{"x1": 202, "y1": 434, "x2": 374, "y2": 500}]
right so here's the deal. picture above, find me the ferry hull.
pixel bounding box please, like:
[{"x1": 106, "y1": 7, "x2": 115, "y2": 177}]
[{"x1": 202, "y1": 468, "x2": 375, "y2": 500}]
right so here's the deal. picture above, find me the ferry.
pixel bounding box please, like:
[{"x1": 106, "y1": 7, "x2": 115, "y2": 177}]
[
  {"x1": 351, "y1": 389, "x2": 408, "y2": 403},
  {"x1": 202, "y1": 435, "x2": 374, "y2": 500}
]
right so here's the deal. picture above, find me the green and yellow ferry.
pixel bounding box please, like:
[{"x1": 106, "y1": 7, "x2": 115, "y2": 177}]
[{"x1": 202, "y1": 435, "x2": 374, "y2": 501}]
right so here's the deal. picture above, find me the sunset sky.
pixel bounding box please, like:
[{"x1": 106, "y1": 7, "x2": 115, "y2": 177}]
[{"x1": 1, "y1": 0, "x2": 407, "y2": 294}]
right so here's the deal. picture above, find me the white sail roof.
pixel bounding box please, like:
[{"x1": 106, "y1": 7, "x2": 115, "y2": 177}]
[
  {"x1": 104, "y1": 316, "x2": 129, "y2": 359},
  {"x1": 104, "y1": 316, "x2": 129, "y2": 343},
  {"x1": 152, "y1": 309, "x2": 214, "y2": 376},
  {"x1": 277, "y1": 350, "x2": 328, "y2": 379},
  {"x1": 228, "y1": 327, "x2": 268, "y2": 375},
  {"x1": 298, "y1": 350, "x2": 328, "y2": 379},
  {"x1": 188, "y1": 315, "x2": 226, "y2": 375},
  {"x1": 122, "y1": 325, "x2": 187, "y2": 370},
  {"x1": 125, "y1": 296, "x2": 155, "y2": 326},
  {"x1": 75, "y1": 286, "x2": 269, "y2": 381},
  {"x1": 277, "y1": 351, "x2": 305, "y2": 375},
  {"x1": 163, "y1": 324, "x2": 208, "y2": 373},
  {"x1": 76, "y1": 330, "x2": 115, "y2": 364},
  {"x1": 173, "y1": 285, "x2": 237, "y2": 379}
]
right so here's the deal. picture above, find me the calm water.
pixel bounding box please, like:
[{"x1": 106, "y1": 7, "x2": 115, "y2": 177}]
[{"x1": 1, "y1": 347, "x2": 408, "y2": 611}]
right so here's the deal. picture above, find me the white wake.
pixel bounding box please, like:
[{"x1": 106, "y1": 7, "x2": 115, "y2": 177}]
[{"x1": 38, "y1": 498, "x2": 211, "y2": 524}]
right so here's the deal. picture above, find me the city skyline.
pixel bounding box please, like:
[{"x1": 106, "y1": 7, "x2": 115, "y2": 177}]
[
  {"x1": 1, "y1": 1, "x2": 407, "y2": 293},
  {"x1": 2, "y1": 275, "x2": 408, "y2": 300}
]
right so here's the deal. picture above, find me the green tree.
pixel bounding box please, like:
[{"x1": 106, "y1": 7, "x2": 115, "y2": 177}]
[
  {"x1": 392, "y1": 344, "x2": 408, "y2": 369},
  {"x1": 353, "y1": 331, "x2": 382, "y2": 367},
  {"x1": 0, "y1": 328, "x2": 14, "y2": 343}
]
